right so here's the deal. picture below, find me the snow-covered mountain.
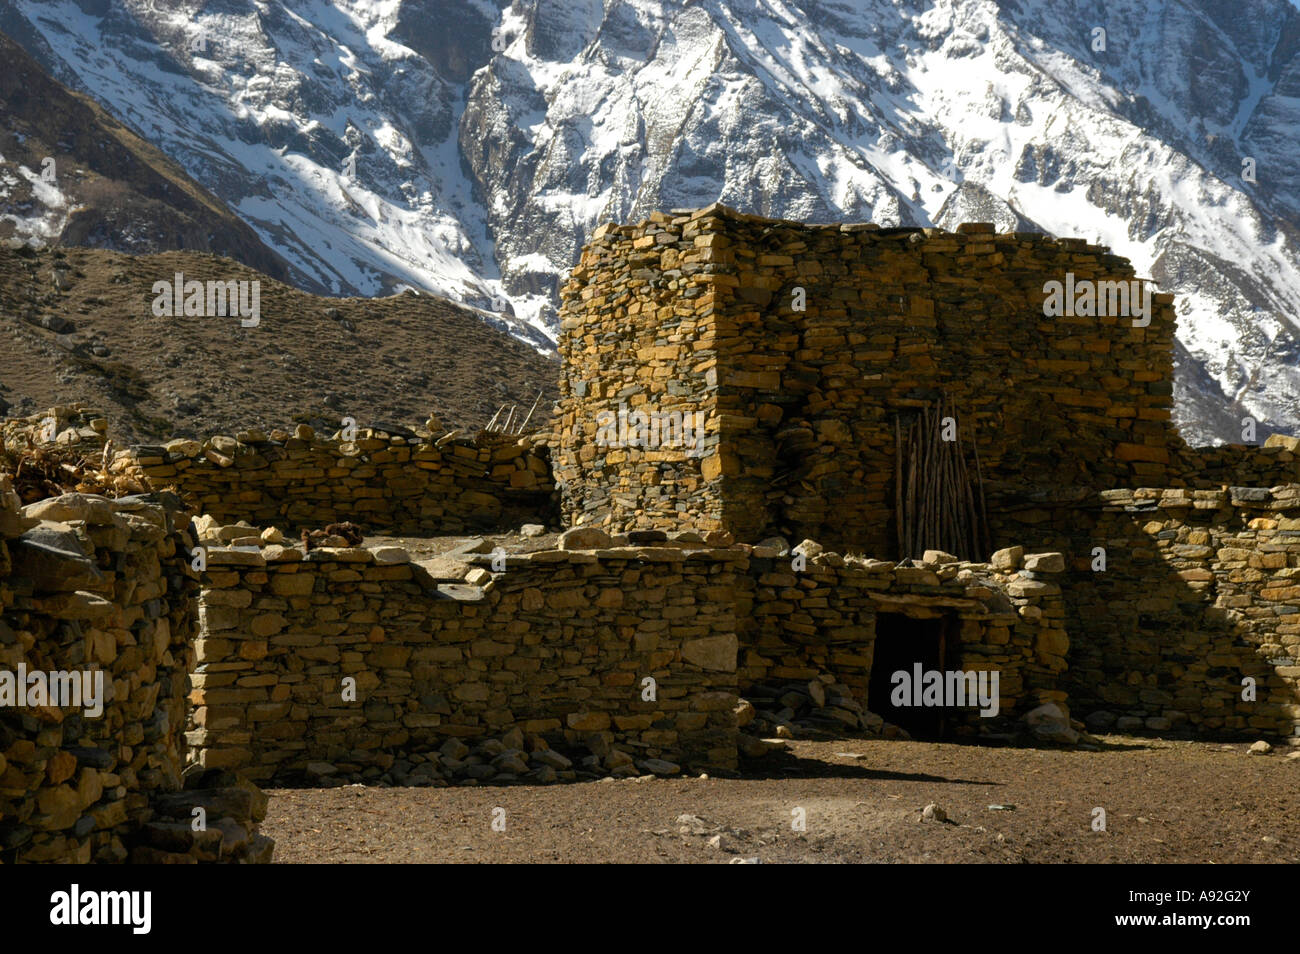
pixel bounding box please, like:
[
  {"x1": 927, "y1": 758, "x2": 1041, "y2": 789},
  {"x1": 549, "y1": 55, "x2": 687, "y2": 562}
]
[{"x1": 2, "y1": 0, "x2": 1299, "y2": 444}]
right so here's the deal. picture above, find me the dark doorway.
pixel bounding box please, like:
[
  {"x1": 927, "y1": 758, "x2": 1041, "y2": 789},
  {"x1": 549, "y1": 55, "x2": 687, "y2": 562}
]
[{"x1": 867, "y1": 612, "x2": 954, "y2": 739}]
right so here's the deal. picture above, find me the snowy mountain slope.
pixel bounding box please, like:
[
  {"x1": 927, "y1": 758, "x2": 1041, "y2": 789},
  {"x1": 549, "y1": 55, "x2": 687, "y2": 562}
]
[
  {"x1": 0, "y1": 0, "x2": 551, "y2": 348},
  {"x1": 2, "y1": 0, "x2": 1299, "y2": 443},
  {"x1": 461, "y1": 0, "x2": 1300, "y2": 444},
  {"x1": 0, "y1": 30, "x2": 291, "y2": 277}
]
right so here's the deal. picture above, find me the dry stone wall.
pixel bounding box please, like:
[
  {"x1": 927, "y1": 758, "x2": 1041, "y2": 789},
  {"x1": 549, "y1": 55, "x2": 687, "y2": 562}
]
[
  {"x1": 189, "y1": 534, "x2": 741, "y2": 782},
  {"x1": 0, "y1": 482, "x2": 272, "y2": 863},
  {"x1": 554, "y1": 211, "x2": 724, "y2": 534},
  {"x1": 556, "y1": 205, "x2": 1180, "y2": 551},
  {"x1": 188, "y1": 520, "x2": 1078, "y2": 775},
  {"x1": 0, "y1": 404, "x2": 109, "y2": 453},
  {"x1": 1174, "y1": 436, "x2": 1300, "y2": 489},
  {"x1": 113, "y1": 424, "x2": 554, "y2": 535},
  {"x1": 735, "y1": 543, "x2": 1069, "y2": 734},
  {"x1": 992, "y1": 487, "x2": 1300, "y2": 737}
]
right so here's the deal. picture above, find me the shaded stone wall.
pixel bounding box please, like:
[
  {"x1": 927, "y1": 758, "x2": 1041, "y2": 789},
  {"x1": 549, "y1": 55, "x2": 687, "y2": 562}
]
[
  {"x1": 993, "y1": 487, "x2": 1300, "y2": 737},
  {"x1": 113, "y1": 424, "x2": 555, "y2": 534},
  {"x1": 735, "y1": 545, "x2": 1069, "y2": 734},
  {"x1": 556, "y1": 205, "x2": 1179, "y2": 551},
  {"x1": 1174, "y1": 437, "x2": 1300, "y2": 488},
  {"x1": 189, "y1": 539, "x2": 741, "y2": 781},
  {"x1": 0, "y1": 485, "x2": 196, "y2": 861}
]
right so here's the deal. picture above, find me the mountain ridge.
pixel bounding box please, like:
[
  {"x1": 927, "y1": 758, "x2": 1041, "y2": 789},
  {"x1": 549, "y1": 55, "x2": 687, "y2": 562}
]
[{"x1": 1, "y1": 0, "x2": 1297, "y2": 445}]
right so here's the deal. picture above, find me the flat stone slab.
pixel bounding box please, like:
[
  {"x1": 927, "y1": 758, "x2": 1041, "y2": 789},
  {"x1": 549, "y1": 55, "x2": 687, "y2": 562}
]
[
  {"x1": 435, "y1": 583, "x2": 485, "y2": 602},
  {"x1": 205, "y1": 547, "x2": 267, "y2": 567},
  {"x1": 304, "y1": 547, "x2": 373, "y2": 563}
]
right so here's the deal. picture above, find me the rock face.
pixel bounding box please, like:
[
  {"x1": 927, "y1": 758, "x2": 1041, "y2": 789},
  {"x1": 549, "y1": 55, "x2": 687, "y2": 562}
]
[
  {"x1": 0, "y1": 32, "x2": 291, "y2": 281},
  {"x1": 5, "y1": 0, "x2": 1300, "y2": 441}
]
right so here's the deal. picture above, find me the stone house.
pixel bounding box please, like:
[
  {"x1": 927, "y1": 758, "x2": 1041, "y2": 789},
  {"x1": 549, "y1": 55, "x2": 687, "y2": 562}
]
[{"x1": 554, "y1": 204, "x2": 1300, "y2": 739}]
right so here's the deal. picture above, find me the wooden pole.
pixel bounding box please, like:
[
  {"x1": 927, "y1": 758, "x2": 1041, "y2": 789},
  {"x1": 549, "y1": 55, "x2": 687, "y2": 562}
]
[
  {"x1": 910, "y1": 419, "x2": 919, "y2": 559},
  {"x1": 517, "y1": 389, "x2": 544, "y2": 434},
  {"x1": 973, "y1": 436, "x2": 991, "y2": 559},
  {"x1": 894, "y1": 414, "x2": 904, "y2": 560},
  {"x1": 927, "y1": 401, "x2": 942, "y2": 553}
]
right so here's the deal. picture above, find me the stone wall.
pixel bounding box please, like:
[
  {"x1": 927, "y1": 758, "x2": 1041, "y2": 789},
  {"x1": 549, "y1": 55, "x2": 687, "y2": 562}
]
[
  {"x1": 0, "y1": 482, "x2": 270, "y2": 863},
  {"x1": 112, "y1": 423, "x2": 555, "y2": 535},
  {"x1": 735, "y1": 543, "x2": 1069, "y2": 735},
  {"x1": 1174, "y1": 436, "x2": 1300, "y2": 489},
  {"x1": 556, "y1": 205, "x2": 1180, "y2": 551},
  {"x1": 992, "y1": 486, "x2": 1300, "y2": 737},
  {"x1": 0, "y1": 404, "x2": 109, "y2": 454},
  {"x1": 554, "y1": 211, "x2": 723, "y2": 534},
  {"x1": 188, "y1": 516, "x2": 1079, "y2": 776},
  {"x1": 188, "y1": 533, "x2": 741, "y2": 782}
]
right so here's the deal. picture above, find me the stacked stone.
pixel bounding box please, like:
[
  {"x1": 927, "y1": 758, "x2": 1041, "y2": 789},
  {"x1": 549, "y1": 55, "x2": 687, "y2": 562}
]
[
  {"x1": 735, "y1": 541, "x2": 1069, "y2": 733},
  {"x1": 1, "y1": 402, "x2": 109, "y2": 450},
  {"x1": 743, "y1": 676, "x2": 884, "y2": 737},
  {"x1": 0, "y1": 486, "x2": 198, "y2": 862},
  {"x1": 556, "y1": 204, "x2": 1178, "y2": 550},
  {"x1": 132, "y1": 771, "x2": 273, "y2": 863},
  {"x1": 1053, "y1": 486, "x2": 1300, "y2": 737},
  {"x1": 188, "y1": 517, "x2": 1077, "y2": 777},
  {"x1": 1174, "y1": 435, "x2": 1300, "y2": 489},
  {"x1": 112, "y1": 423, "x2": 554, "y2": 535},
  {"x1": 188, "y1": 526, "x2": 742, "y2": 781},
  {"x1": 554, "y1": 209, "x2": 725, "y2": 532},
  {"x1": 0, "y1": 485, "x2": 272, "y2": 863}
]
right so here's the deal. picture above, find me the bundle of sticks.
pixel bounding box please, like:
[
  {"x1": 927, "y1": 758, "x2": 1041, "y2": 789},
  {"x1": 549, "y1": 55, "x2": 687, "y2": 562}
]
[
  {"x1": 0, "y1": 433, "x2": 133, "y2": 503},
  {"x1": 894, "y1": 395, "x2": 991, "y2": 562},
  {"x1": 483, "y1": 390, "x2": 544, "y2": 436}
]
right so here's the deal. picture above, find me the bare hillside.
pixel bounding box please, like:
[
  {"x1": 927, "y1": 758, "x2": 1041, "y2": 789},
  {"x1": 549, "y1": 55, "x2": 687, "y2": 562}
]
[{"x1": 0, "y1": 245, "x2": 559, "y2": 444}]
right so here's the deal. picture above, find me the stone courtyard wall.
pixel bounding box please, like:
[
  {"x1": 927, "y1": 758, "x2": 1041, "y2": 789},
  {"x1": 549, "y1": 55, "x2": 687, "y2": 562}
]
[
  {"x1": 112, "y1": 425, "x2": 555, "y2": 535},
  {"x1": 0, "y1": 483, "x2": 270, "y2": 863},
  {"x1": 992, "y1": 486, "x2": 1300, "y2": 737},
  {"x1": 188, "y1": 538, "x2": 741, "y2": 781},
  {"x1": 188, "y1": 524, "x2": 1080, "y2": 776},
  {"x1": 556, "y1": 205, "x2": 1180, "y2": 552}
]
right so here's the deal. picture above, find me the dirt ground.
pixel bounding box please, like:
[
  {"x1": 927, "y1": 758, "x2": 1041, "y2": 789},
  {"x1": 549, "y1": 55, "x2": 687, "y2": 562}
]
[{"x1": 261, "y1": 736, "x2": 1299, "y2": 864}]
